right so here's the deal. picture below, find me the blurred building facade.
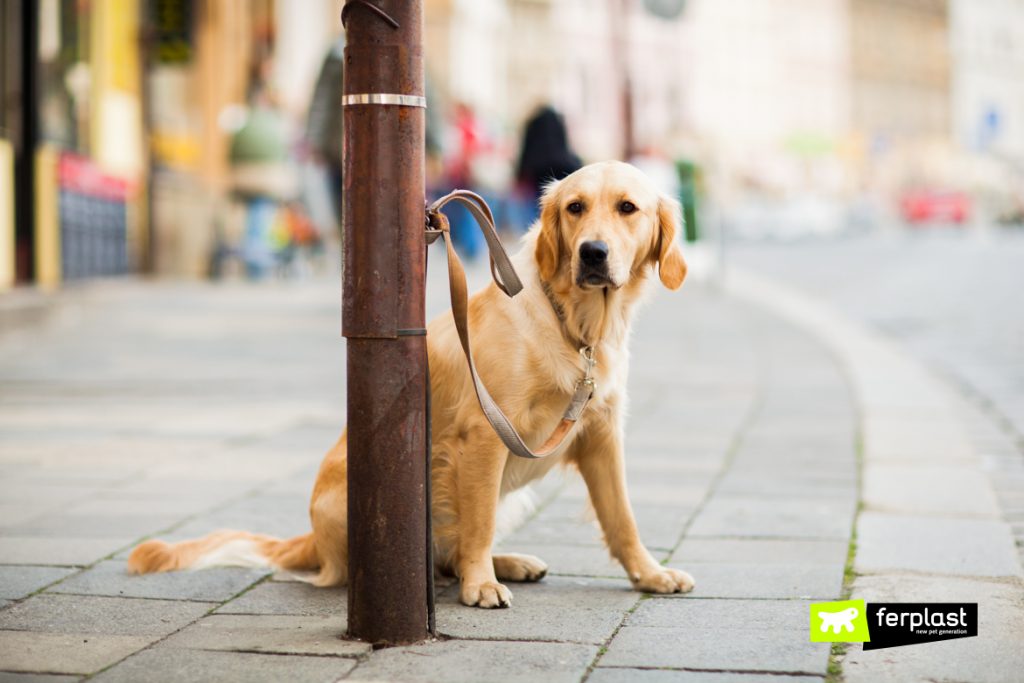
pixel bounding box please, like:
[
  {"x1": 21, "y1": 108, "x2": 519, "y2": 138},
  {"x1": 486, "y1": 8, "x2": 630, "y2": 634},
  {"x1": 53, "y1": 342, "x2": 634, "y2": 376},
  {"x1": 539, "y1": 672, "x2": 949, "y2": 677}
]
[
  {"x1": 849, "y1": 0, "x2": 951, "y2": 193},
  {"x1": 1, "y1": 0, "x2": 339, "y2": 291},
  {"x1": 425, "y1": 0, "x2": 691, "y2": 165},
  {"x1": 949, "y1": 0, "x2": 1024, "y2": 221},
  {"x1": 950, "y1": 0, "x2": 1024, "y2": 162},
  {"x1": 425, "y1": 0, "x2": 1023, "y2": 222},
  {"x1": 685, "y1": 0, "x2": 849, "y2": 198},
  {"x1": 4, "y1": 0, "x2": 1024, "y2": 291}
]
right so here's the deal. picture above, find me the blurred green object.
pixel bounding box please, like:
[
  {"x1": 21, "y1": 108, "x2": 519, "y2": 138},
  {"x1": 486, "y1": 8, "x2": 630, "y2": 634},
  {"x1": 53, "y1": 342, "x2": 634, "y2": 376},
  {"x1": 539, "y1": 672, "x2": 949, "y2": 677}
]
[
  {"x1": 676, "y1": 160, "x2": 700, "y2": 242},
  {"x1": 229, "y1": 106, "x2": 294, "y2": 201},
  {"x1": 644, "y1": 0, "x2": 687, "y2": 20},
  {"x1": 229, "y1": 107, "x2": 288, "y2": 164},
  {"x1": 784, "y1": 132, "x2": 835, "y2": 157}
]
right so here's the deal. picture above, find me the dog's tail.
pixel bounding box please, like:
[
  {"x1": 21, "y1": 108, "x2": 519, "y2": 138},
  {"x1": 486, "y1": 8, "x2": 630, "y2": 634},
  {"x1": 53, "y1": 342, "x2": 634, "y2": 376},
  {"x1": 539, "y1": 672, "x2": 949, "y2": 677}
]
[
  {"x1": 127, "y1": 530, "x2": 319, "y2": 576},
  {"x1": 128, "y1": 434, "x2": 350, "y2": 587}
]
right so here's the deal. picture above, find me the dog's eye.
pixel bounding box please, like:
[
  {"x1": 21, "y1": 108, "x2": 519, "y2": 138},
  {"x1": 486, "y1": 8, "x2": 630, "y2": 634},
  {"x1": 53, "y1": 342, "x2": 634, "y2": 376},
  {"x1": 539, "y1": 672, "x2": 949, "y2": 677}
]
[
  {"x1": 619, "y1": 201, "x2": 637, "y2": 215},
  {"x1": 567, "y1": 202, "x2": 583, "y2": 215}
]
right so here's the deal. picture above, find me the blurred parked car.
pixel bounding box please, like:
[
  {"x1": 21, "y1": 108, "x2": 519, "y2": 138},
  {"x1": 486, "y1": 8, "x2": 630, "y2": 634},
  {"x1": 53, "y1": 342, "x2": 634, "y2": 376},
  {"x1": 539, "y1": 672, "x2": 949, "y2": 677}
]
[{"x1": 900, "y1": 190, "x2": 971, "y2": 225}]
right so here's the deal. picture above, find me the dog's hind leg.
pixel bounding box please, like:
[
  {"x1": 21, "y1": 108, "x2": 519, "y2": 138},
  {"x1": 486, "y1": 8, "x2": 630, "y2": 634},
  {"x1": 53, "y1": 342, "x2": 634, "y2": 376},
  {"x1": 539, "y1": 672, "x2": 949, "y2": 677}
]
[
  {"x1": 428, "y1": 435, "x2": 465, "y2": 580},
  {"x1": 493, "y1": 553, "x2": 548, "y2": 582},
  {"x1": 303, "y1": 433, "x2": 349, "y2": 587}
]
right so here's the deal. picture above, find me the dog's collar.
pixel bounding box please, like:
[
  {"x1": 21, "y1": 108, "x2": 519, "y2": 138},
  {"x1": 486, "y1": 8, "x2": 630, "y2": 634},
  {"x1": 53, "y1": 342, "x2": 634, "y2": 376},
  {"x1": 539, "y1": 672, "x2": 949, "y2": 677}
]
[
  {"x1": 540, "y1": 278, "x2": 595, "y2": 353},
  {"x1": 541, "y1": 279, "x2": 566, "y2": 325}
]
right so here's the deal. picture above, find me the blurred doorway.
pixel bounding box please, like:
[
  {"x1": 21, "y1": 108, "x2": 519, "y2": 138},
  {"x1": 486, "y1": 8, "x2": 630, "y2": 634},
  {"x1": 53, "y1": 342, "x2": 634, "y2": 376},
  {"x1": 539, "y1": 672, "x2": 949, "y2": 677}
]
[{"x1": 1, "y1": 0, "x2": 38, "y2": 286}]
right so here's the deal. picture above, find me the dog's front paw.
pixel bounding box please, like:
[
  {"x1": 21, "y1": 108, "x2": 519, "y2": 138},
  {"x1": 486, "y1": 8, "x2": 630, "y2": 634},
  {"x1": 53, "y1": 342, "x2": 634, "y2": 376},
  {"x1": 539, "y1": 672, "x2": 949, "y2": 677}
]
[
  {"x1": 460, "y1": 581, "x2": 513, "y2": 608},
  {"x1": 632, "y1": 567, "x2": 695, "y2": 594}
]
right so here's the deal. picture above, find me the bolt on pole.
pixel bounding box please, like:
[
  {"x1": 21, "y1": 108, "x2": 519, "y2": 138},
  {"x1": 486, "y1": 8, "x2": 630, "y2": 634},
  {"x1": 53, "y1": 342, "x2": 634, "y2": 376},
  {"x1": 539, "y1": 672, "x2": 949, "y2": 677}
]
[{"x1": 341, "y1": 0, "x2": 430, "y2": 645}]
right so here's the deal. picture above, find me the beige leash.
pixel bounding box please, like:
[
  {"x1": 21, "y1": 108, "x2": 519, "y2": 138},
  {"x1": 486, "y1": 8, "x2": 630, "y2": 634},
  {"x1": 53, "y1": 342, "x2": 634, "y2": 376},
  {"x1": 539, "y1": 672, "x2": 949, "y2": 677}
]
[{"x1": 426, "y1": 190, "x2": 595, "y2": 459}]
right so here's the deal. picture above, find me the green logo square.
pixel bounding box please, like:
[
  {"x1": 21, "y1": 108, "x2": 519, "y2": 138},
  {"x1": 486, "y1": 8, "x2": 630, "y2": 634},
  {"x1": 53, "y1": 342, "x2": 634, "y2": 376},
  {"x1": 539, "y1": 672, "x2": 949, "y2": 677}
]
[{"x1": 810, "y1": 599, "x2": 871, "y2": 642}]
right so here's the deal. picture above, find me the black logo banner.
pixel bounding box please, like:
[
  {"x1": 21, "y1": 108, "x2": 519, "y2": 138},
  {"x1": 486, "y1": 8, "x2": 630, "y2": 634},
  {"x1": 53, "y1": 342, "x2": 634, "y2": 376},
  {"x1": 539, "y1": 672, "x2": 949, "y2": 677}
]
[{"x1": 863, "y1": 602, "x2": 978, "y2": 650}]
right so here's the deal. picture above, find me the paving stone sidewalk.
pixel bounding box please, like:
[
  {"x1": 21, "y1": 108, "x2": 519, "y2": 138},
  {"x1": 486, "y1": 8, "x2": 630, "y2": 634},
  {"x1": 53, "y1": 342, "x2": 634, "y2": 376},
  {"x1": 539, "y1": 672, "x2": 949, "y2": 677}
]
[
  {"x1": 0, "y1": 256, "x2": 972, "y2": 681},
  {"x1": 726, "y1": 267, "x2": 1024, "y2": 683}
]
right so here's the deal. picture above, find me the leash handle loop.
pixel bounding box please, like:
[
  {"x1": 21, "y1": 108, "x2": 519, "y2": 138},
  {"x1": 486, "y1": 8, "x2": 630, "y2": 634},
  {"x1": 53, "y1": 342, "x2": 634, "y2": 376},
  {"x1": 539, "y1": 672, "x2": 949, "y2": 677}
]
[{"x1": 428, "y1": 190, "x2": 523, "y2": 297}]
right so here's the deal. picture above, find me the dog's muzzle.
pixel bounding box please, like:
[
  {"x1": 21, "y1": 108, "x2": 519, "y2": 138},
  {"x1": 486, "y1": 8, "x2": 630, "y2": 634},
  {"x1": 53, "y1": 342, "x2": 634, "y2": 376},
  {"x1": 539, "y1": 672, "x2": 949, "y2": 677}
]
[{"x1": 577, "y1": 240, "x2": 613, "y2": 287}]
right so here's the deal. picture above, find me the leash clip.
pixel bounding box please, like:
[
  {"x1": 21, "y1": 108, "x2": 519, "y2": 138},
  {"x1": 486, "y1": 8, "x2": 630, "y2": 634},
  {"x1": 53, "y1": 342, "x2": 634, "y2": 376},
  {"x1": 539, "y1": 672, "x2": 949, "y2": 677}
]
[{"x1": 577, "y1": 346, "x2": 597, "y2": 392}]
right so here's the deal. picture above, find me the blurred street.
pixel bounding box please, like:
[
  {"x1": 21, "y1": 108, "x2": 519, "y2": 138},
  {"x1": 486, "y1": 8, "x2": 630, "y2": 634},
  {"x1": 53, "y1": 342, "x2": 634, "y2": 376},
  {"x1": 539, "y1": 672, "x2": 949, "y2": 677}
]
[{"x1": 732, "y1": 229, "x2": 1024, "y2": 441}]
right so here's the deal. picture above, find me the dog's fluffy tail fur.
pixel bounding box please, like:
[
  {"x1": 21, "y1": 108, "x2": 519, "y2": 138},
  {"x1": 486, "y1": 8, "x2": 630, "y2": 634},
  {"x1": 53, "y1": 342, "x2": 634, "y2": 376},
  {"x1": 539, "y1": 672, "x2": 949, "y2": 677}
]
[
  {"x1": 128, "y1": 530, "x2": 320, "y2": 579},
  {"x1": 128, "y1": 434, "x2": 351, "y2": 587}
]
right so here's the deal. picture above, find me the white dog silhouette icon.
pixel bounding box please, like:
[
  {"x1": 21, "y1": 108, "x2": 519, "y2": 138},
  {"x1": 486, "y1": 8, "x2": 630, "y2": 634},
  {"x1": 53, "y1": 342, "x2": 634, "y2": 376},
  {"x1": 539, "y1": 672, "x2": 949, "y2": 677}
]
[{"x1": 818, "y1": 607, "x2": 859, "y2": 634}]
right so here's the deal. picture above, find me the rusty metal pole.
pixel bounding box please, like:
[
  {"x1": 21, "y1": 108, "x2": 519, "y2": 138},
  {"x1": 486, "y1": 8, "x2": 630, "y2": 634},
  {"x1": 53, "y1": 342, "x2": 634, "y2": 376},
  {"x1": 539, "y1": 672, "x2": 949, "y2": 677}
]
[{"x1": 341, "y1": 0, "x2": 429, "y2": 645}]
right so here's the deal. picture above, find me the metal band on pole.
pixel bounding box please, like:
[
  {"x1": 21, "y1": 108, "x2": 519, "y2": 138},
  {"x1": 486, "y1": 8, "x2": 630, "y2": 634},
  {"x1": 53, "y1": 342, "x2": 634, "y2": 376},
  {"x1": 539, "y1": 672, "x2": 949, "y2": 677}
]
[{"x1": 342, "y1": 93, "x2": 427, "y2": 108}]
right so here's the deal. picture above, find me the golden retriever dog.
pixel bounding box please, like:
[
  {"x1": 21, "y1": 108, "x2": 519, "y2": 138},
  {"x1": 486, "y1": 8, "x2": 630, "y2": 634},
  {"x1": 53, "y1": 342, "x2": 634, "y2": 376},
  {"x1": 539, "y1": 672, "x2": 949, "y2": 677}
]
[{"x1": 129, "y1": 160, "x2": 695, "y2": 608}]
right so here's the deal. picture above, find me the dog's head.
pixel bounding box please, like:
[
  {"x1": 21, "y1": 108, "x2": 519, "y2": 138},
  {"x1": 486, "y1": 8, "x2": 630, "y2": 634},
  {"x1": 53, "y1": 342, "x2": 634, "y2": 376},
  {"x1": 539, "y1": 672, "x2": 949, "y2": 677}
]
[{"x1": 535, "y1": 161, "x2": 687, "y2": 292}]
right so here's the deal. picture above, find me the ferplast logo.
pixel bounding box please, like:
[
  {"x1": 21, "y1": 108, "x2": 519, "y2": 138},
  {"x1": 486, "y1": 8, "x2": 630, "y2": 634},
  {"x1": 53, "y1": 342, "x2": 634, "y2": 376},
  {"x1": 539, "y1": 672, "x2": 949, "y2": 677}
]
[
  {"x1": 810, "y1": 600, "x2": 870, "y2": 643},
  {"x1": 809, "y1": 601, "x2": 978, "y2": 650}
]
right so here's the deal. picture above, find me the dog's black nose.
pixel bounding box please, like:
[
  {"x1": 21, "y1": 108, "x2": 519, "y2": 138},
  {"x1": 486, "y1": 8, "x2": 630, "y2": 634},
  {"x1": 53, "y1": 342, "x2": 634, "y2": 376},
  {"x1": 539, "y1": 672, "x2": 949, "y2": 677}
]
[{"x1": 579, "y1": 241, "x2": 609, "y2": 267}]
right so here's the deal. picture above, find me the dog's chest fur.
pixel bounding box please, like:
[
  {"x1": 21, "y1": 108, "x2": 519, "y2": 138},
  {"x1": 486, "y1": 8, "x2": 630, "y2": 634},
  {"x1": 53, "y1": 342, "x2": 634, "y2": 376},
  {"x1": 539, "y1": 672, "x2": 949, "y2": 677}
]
[{"x1": 498, "y1": 339, "x2": 628, "y2": 497}]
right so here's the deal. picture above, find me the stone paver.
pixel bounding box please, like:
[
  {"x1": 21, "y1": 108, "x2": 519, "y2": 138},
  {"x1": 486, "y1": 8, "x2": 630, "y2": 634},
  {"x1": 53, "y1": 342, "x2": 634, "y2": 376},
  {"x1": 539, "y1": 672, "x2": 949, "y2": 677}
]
[
  {"x1": 163, "y1": 493, "x2": 311, "y2": 541},
  {"x1": 600, "y1": 597, "x2": 830, "y2": 674},
  {"x1": 687, "y1": 496, "x2": 855, "y2": 539},
  {"x1": 627, "y1": 596, "x2": 810, "y2": 629},
  {"x1": 159, "y1": 614, "x2": 370, "y2": 656},
  {"x1": 0, "y1": 537, "x2": 136, "y2": 567},
  {"x1": 346, "y1": 639, "x2": 598, "y2": 683},
  {"x1": 2, "y1": 512, "x2": 183, "y2": 539},
  {"x1": 0, "y1": 631, "x2": 151, "y2": 676},
  {"x1": 47, "y1": 560, "x2": 269, "y2": 602},
  {"x1": 490, "y1": 541, "x2": 657, "y2": 579},
  {"x1": 673, "y1": 537, "x2": 849, "y2": 565},
  {"x1": 631, "y1": 503, "x2": 698, "y2": 550},
  {"x1": 91, "y1": 648, "x2": 355, "y2": 683},
  {"x1": 599, "y1": 625, "x2": 829, "y2": 674},
  {"x1": 863, "y1": 415, "x2": 977, "y2": 462},
  {"x1": 863, "y1": 464, "x2": 1000, "y2": 517},
  {"x1": 664, "y1": 562, "x2": 842, "y2": 600},
  {"x1": 855, "y1": 512, "x2": 1022, "y2": 577},
  {"x1": 502, "y1": 499, "x2": 697, "y2": 552},
  {"x1": 714, "y1": 471, "x2": 856, "y2": 498},
  {"x1": 215, "y1": 579, "x2": 347, "y2": 617},
  {"x1": 589, "y1": 672, "x2": 823, "y2": 683},
  {"x1": 0, "y1": 567, "x2": 77, "y2": 600},
  {"x1": 435, "y1": 576, "x2": 636, "y2": 644},
  {"x1": 0, "y1": 594, "x2": 213, "y2": 636}
]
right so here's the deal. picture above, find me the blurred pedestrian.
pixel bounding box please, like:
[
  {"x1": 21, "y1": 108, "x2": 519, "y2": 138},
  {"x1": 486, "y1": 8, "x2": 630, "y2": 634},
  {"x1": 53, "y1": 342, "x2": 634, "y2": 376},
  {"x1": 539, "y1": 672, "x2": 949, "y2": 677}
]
[
  {"x1": 307, "y1": 38, "x2": 444, "y2": 231},
  {"x1": 306, "y1": 36, "x2": 345, "y2": 221},
  {"x1": 229, "y1": 57, "x2": 295, "y2": 280},
  {"x1": 443, "y1": 102, "x2": 490, "y2": 257},
  {"x1": 515, "y1": 105, "x2": 582, "y2": 227}
]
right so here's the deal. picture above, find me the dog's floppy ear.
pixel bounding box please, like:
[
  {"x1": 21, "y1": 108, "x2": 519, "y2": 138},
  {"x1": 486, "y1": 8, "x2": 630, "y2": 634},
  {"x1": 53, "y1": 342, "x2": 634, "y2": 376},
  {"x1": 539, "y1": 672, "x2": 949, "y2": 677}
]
[
  {"x1": 654, "y1": 195, "x2": 687, "y2": 290},
  {"x1": 535, "y1": 180, "x2": 562, "y2": 281}
]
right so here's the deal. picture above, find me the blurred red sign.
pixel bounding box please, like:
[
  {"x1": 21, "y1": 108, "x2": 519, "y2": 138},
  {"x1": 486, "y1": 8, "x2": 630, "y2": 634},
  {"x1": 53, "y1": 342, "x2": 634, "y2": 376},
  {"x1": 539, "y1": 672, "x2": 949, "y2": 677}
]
[{"x1": 58, "y1": 153, "x2": 135, "y2": 201}]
